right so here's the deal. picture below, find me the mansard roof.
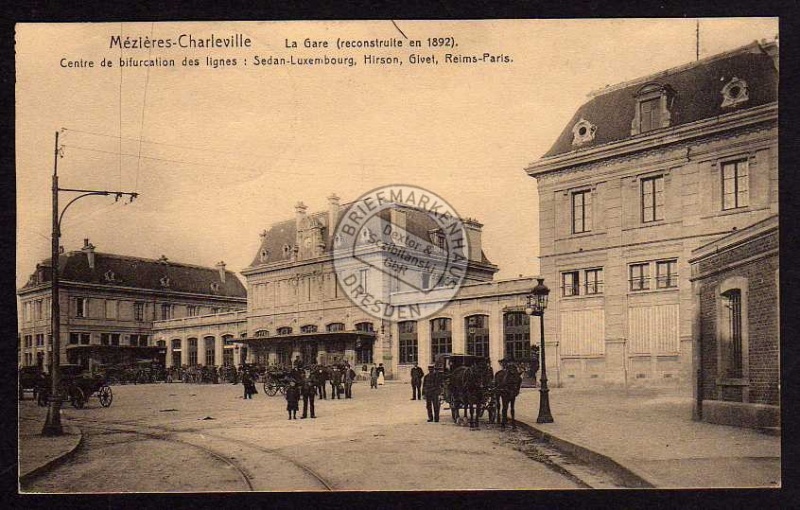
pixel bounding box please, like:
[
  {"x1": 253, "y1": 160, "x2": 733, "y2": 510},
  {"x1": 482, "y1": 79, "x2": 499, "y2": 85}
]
[
  {"x1": 248, "y1": 202, "x2": 494, "y2": 268},
  {"x1": 541, "y1": 40, "x2": 778, "y2": 159},
  {"x1": 20, "y1": 251, "x2": 247, "y2": 298}
]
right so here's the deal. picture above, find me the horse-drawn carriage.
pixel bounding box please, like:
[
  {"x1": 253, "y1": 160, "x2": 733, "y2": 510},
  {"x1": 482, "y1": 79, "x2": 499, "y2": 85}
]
[
  {"x1": 36, "y1": 364, "x2": 113, "y2": 409},
  {"x1": 262, "y1": 366, "x2": 296, "y2": 396},
  {"x1": 436, "y1": 354, "x2": 497, "y2": 427},
  {"x1": 436, "y1": 354, "x2": 523, "y2": 429}
]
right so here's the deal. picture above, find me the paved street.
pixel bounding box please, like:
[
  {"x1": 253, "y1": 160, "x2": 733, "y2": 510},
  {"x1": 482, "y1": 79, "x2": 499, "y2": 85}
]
[{"x1": 20, "y1": 380, "x2": 582, "y2": 492}]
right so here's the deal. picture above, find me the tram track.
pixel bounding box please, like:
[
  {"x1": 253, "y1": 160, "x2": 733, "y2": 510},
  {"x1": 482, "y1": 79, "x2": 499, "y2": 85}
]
[{"x1": 60, "y1": 415, "x2": 335, "y2": 491}]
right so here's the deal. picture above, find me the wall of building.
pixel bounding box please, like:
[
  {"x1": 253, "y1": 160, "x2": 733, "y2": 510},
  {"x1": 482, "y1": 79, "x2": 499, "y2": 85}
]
[
  {"x1": 695, "y1": 223, "x2": 779, "y2": 410},
  {"x1": 536, "y1": 122, "x2": 778, "y2": 390}
]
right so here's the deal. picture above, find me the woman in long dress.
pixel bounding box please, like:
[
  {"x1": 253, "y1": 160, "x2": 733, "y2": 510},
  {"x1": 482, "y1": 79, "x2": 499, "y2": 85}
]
[{"x1": 377, "y1": 363, "x2": 385, "y2": 386}]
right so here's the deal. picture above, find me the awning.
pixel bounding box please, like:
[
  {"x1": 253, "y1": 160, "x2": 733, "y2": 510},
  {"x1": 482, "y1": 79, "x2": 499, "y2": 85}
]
[
  {"x1": 241, "y1": 331, "x2": 376, "y2": 346},
  {"x1": 66, "y1": 345, "x2": 168, "y2": 356}
]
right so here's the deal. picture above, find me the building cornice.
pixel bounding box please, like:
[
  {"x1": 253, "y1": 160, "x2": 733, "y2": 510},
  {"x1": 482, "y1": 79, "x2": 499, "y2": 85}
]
[
  {"x1": 18, "y1": 280, "x2": 247, "y2": 303},
  {"x1": 525, "y1": 103, "x2": 777, "y2": 178},
  {"x1": 689, "y1": 215, "x2": 779, "y2": 263}
]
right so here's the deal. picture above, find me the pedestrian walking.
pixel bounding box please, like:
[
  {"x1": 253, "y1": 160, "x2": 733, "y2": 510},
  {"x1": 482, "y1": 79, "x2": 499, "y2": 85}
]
[
  {"x1": 285, "y1": 380, "x2": 300, "y2": 419},
  {"x1": 241, "y1": 370, "x2": 255, "y2": 399},
  {"x1": 377, "y1": 363, "x2": 386, "y2": 386},
  {"x1": 300, "y1": 375, "x2": 316, "y2": 419},
  {"x1": 344, "y1": 364, "x2": 356, "y2": 399},
  {"x1": 422, "y1": 364, "x2": 443, "y2": 422},
  {"x1": 369, "y1": 364, "x2": 378, "y2": 389},
  {"x1": 410, "y1": 362, "x2": 424, "y2": 400}
]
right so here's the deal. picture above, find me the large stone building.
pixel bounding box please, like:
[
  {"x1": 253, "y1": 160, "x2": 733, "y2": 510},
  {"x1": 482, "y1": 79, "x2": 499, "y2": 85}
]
[
  {"x1": 524, "y1": 41, "x2": 778, "y2": 390},
  {"x1": 238, "y1": 195, "x2": 499, "y2": 377},
  {"x1": 18, "y1": 239, "x2": 247, "y2": 370}
]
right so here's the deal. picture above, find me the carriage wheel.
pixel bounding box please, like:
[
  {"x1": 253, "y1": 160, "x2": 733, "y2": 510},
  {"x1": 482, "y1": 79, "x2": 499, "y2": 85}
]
[
  {"x1": 278, "y1": 385, "x2": 287, "y2": 395},
  {"x1": 265, "y1": 382, "x2": 278, "y2": 396},
  {"x1": 69, "y1": 387, "x2": 86, "y2": 409},
  {"x1": 98, "y1": 385, "x2": 113, "y2": 407}
]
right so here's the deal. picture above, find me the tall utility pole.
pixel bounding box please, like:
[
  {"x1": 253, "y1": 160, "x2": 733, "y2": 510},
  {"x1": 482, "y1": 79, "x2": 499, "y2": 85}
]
[
  {"x1": 696, "y1": 19, "x2": 700, "y2": 61},
  {"x1": 41, "y1": 130, "x2": 139, "y2": 436}
]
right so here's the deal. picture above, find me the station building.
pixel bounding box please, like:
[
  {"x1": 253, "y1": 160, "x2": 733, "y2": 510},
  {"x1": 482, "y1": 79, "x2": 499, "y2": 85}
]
[
  {"x1": 18, "y1": 239, "x2": 247, "y2": 371},
  {"x1": 524, "y1": 40, "x2": 778, "y2": 390},
  {"x1": 236, "y1": 195, "x2": 499, "y2": 377}
]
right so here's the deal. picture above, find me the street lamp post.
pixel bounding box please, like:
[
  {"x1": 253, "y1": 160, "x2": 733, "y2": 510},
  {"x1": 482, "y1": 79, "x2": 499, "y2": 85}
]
[
  {"x1": 41, "y1": 130, "x2": 138, "y2": 436},
  {"x1": 525, "y1": 277, "x2": 553, "y2": 424}
]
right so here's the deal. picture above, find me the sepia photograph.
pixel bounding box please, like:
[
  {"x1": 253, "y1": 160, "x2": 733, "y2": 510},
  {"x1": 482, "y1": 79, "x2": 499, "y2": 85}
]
[{"x1": 16, "y1": 19, "x2": 780, "y2": 493}]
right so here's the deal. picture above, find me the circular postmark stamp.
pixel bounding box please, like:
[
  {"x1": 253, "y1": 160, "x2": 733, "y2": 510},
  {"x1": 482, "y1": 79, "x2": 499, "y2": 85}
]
[{"x1": 332, "y1": 184, "x2": 470, "y2": 322}]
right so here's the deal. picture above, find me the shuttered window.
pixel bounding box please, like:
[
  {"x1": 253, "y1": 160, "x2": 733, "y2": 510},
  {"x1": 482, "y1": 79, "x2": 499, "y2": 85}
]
[
  {"x1": 559, "y1": 309, "x2": 605, "y2": 356},
  {"x1": 628, "y1": 304, "x2": 679, "y2": 355}
]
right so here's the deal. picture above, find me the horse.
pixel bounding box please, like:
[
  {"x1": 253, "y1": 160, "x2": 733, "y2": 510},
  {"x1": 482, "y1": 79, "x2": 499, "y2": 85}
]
[
  {"x1": 494, "y1": 362, "x2": 523, "y2": 429},
  {"x1": 449, "y1": 362, "x2": 493, "y2": 429}
]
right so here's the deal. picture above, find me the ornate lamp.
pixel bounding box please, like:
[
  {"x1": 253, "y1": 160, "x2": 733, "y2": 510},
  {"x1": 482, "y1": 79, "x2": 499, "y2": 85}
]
[{"x1": 525, "y1": 278, "x2": 553, "y2": 423}]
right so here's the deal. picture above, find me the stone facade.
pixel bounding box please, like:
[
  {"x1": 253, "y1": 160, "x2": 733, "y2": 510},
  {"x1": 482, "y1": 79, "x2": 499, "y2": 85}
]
[
  {"x1": 690, "y1": 215, "x2": 779, "y2": 428},
  {"x1": 18, "y1": 240, "x2": 247, "y2": 370},
  {"x1": 151, "y1": 311, "x2": 248, "y2": 368},
  {"x1": 525, "y1": 41, "x2": 778, "y2": 390},
  {"x1": 238, "y1": 196, "x2": 498, "y2": 377}
]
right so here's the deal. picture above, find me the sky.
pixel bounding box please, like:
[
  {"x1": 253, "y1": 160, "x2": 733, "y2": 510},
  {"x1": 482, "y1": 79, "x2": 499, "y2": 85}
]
[{"x1": 15, "y1": 19, "x2": 779, "y2": 289}]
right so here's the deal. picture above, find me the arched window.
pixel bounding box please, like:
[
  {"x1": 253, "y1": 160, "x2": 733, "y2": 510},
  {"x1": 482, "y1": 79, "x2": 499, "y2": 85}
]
[
  {"x1": 222, "y1": 334, "x2": 234, "y2": 366},
  {"x1": 721, "y1": 289, "x2": 744, "y2": 378},
  {"x1": 355, "y1": 322, "x2": 374, "y2": 333},
  {"x1": 398, "y1": 321, "x2": 418, "y2": 364},
  {"x1": 430, "y1": 318, "x2": 452, "y2": 363},
  {"x1": 204, "y1": 336, "x2": 216, "y2": 366},
  {"x1": 326, "y1": 322, "x2": 345, "y2": 332},
  {"x1": 187, "y1": 338, "x2": 198, "y2": 366},
  {"x1": 277, "y1": 326, "x2": 293, "y2": 336},
  {"x1": 465, "y1": 315, "x2": 490, "y2": 358},
  {"x1": 300, "y1": 324, "x2": 318, "y2": 334},
  {"x1": 503, "y1": 312, "x2": 531, "y2": 362}
]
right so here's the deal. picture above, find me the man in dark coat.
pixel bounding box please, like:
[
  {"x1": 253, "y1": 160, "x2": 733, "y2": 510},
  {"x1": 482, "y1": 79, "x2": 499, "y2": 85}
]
[
  {"x1": 410, "y1": 362, "x2": 424, "y2": 400},
  {"x1": 343, "y1": 364, "x2": 356, "y2": 399},
  {"x1": 422, "y1": 364, "x2": 443, "y2": 422},
  {"x1": 300, "y1": 373, "x2": 317, "y2": 419},
  {"x1": 330, "y1": 366, "x2": 342, "y2": 399},
  {"x1": 316, "y1": 365, "x2": 328, "y2": 399},
  {"x1": 530, "y1": 345, "x2": 540, "y2": 387}
]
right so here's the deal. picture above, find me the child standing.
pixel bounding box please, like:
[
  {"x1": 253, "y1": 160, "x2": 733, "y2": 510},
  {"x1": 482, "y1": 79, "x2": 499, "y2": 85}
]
[{"x1": 285, "y1": 380, "x2": 301, "y2": 419}]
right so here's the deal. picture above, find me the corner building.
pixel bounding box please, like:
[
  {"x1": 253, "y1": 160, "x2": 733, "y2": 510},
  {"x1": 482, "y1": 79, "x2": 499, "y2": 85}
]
[
  {"x1": 525, "y1": 41, "x2": 778, "y2": 390},
  {"x1": 18, "y1": 239, "x2": 247, "y2": 370}
]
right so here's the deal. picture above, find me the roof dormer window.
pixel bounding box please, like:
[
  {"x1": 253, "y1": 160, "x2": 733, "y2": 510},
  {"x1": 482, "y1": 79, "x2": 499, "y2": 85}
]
[
  {"x1": 282, "y1": 244, "x2": 292, "y2": 258},
  {"x1": 160, "y1": 276, "x2": 170, "y2": 288},
  {"x1": 721, "y1": 77, "x2": 749, "y2": 108},
  {"x1": 631, "y1": 83, "x2": 675, "y2": 135},
  {"x1": 104, "y1": 270, "x2": 116, "y2": 282},
  {"x1": 260, "y1": 249, "x2": 269, "y2": 263},
  {"x1": 210, "y1": 282, "x2": 220, "y2": 292},
  {"x1": 571, "y1": 118, "x2": 597, "y2": 146}
]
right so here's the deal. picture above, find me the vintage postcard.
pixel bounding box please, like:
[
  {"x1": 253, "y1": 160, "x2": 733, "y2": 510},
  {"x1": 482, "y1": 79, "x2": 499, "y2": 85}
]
[{"x1": 17, "y1": 19, "x2": 779, "y2": 492}]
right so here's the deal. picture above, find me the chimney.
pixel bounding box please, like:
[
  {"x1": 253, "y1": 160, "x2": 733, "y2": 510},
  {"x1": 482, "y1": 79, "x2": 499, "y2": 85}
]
[
  {"x1": 215, "y1": 261, "x2": 226, "y2": 283},
  {"x1": 390, "y1": 205, "x2": 407, "y2": 236},
  {"x1": 36, "y1": 264, "x2": 46, "y2": 284},
  {"x1": 327, "y1": 193, "x2": 340, "y2": 241},
  {"x1": 463, "y1": 218, "x2": 483, "y2": 262},
  {"x1": 295, "y1": 201, "x2": 308, "y2": 228},
  {"x1": 82, "y1": 238, "x2": 96, "y2": 269}
]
